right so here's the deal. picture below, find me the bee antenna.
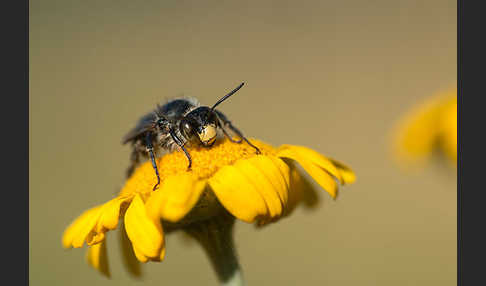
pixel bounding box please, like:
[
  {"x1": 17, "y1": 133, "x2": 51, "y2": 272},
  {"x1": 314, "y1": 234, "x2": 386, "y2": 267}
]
[{"x1": 211, "y1": 82, "x2": 245, "y2": 111}]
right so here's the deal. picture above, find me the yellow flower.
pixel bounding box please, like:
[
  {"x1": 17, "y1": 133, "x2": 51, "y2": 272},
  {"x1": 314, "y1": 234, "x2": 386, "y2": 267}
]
[
  {"x1": 392, "y1": 89, "x2": 457, "y2": 167},
  {"x1": 62, "y1": 138, "x2": 356, "y2": 277}
]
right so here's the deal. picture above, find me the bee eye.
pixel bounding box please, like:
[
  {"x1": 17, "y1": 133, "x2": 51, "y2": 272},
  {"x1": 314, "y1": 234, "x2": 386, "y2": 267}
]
[
  {"x1": 209, "y1": 113, "x2": 217, "y2": 123},
  {"x1": 183, "y1": 121, "x2": 193, "y2": 134}
]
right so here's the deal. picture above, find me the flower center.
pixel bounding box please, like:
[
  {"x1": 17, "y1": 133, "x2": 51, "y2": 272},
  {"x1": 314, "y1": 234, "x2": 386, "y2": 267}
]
[{"x1": 119, "y1": 138, "x2": 276, "y2": 197}]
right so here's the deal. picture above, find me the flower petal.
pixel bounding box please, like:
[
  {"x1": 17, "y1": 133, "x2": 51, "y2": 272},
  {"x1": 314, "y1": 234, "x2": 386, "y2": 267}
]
[
  {"x1": 132, "y1": 244, "x2": 149, "y2": 263},
  {"x1": 208, "y1": 163, "x2": 269, "y2": 223},
  {"x1": 119, "y1": 225, "x2": 142, "y2": 277},
  {"x1": 124, "y1": 194, "x2": 164, "y2": 260},
  {"x1": 158, "y1": 246, "x2": 166, "y2": 261},
  {"x1": 278, "y1": 148, "x2": 338, "y2": 198},
  {"x1": 146, "y1": 173, "x2": 207, "y2": 223},
  {"x1": 392, "y1": 95, "x2": 450, "y2": 164},
  {"x1": 86, "y1": 239, "x2": 110, "y2": 277},
  {"x1": 328, "y1": 159, "x2": 356, "y2": 185},
  {"x1": 62, "y1": 205, "x2": 103, "y2": 248},
  {"x1": 86, "y1": 232, "x2": 105, "y2": 246},
  {"x1": 285, "y1": 166, "x2": 320, "y2": 216},
  {"x1": 439, "y1": 98, "x2": 457, "y2": 163},
  {"x1": 253, "y1": 156, "x2": 290, "y2": 206},
  {"x1": 278, "y1": 145, "x2": 344, "y2": 183},
  {"x1": 233, "y1": 156, "x2": 284, "y2": 221},
  {"x1": 285, "y1": 167, "x2": 304, "y2": 215},
  {"x1": 97, "y1": 196, "x2": 130, "y2": 232}
]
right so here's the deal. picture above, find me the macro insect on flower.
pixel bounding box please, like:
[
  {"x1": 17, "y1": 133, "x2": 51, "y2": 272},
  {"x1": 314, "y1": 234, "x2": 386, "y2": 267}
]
[
  {"x1": 122, "y1": 82, "x2": 260, "y2": 190},
  {"x1": 62, "y1": 83, "x2": 357, "y2": 285}
]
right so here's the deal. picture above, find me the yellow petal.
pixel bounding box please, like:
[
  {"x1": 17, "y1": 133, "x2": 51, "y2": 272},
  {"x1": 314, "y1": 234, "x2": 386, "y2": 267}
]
[
  {"x1": 72, "y1": 217, "x2": 101, "y2": 248},
  {"x1": 328, "y1": 159, "x2": 356, "y2": 185},
  {"x1": 62, "y1": 205, "x2": 103, "y2": 248},
  {"x1": 86, "y1": 239, "x2": 110, "y2": 277},
  {"x1": 146, "y1": 173, "x2": 207, "y2": 223},
  {"x1": 132, "y1": 244, "x2": 149, "y2": 263},
  {"x1": 124, "y1": 194, "x2": 164, "y2": 259},
  {"x1": 86, "y1": 232, "x2": 105, "y2": 246},
  {"x1": 285, "y1": 166, "x2": 320, "y2": 216},
  {"x1": 254, "y1": 156, "x2": 290, "y2": 206},
  {"x1": 119, "y1": 225, "x2": 142, "y2": 277},
  {"x1": 158, "y1": 246, "x2": 166, "y2": 261},
  {"x1": 97, "y1": 197, "x2": 130, "y2": 232},
  {"x1": 440, "y1": 98, "x2": 457, "y2": 163},
  {"x1": 278, "y1": 148, "x2": 338, "y2": 198},
  {"x1": 147, "y1": 244, "x2": 166, "y2": 262},
  {"x1": 393, "y1": 95, "x2": 447, "y2": 163},
  {"x1": 278, "y1": 145, "x2": 344, "y2": 183},
  {"x1": 234, "y1": 156, "x2": 285, "y2": 220},
  {"x1": 285, "y1": 167, "x2": 304, "y2": 215},
  {"x1": 208, "y1": 163, "x2": 269, "y2": 223}
]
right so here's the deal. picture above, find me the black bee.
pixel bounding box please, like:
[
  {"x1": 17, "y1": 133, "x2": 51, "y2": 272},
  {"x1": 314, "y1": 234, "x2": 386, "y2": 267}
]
[{"x1": 122, "y1": 82, "x2": 260, "y2": 190}]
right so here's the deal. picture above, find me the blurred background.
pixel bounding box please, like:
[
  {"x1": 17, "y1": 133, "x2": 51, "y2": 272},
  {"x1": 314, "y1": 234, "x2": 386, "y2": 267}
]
[{"x1": 30, "y1": 0, "x2": 456, "y2": 285}]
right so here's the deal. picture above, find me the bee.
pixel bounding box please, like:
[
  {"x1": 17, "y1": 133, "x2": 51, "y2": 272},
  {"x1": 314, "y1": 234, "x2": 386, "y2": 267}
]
[{"x1": 122, "y1": 82, "x2": 261, "y2": 190}]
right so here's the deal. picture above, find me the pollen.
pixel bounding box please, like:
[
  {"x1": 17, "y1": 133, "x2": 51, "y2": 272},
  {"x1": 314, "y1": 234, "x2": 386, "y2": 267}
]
[{"x1": 119, "y1": 138, "x2": 276, "y2": 197}]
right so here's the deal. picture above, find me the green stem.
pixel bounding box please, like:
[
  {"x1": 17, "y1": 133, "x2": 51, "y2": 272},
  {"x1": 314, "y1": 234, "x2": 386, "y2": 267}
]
[{"x1": 185, "y1": 213, "x2": 245, "y2": 286}]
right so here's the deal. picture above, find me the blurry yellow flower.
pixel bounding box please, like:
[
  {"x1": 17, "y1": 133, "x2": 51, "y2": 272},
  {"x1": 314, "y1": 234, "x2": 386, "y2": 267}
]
[
  {"x1": 393, "y1": 89, "x2": 457, "y2": 167},
  {"x1": 62, "y1": 138, "x2": 355, "y2": 277}
]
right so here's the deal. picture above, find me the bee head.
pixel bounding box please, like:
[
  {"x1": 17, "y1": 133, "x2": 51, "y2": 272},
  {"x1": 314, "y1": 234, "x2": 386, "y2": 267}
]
[
  {"x1": 180, "y1": 82, "x2": 245, "y2": 147},
  {"x1": 181, "y1": 107, "x2": 219, "y2": 146}
]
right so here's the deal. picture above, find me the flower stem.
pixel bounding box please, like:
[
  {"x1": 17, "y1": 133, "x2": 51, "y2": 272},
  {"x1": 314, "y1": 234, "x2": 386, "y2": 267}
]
[{"x1": 185, "y1": 213, "x2": 244, "y2": 286}]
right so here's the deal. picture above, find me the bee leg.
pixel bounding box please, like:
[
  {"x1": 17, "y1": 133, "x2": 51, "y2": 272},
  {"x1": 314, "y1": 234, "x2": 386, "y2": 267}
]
[
  {"x1": 228, "y1": 124, "x2": 261, "y2": 154},
  {"x1": 169, "y1": 129, "x2": 193, "y2": 170},
  {"x1": 214, "y1": 110, "x2": 261, "y2": 154},
  {"x1": 145, "y1": 133, "x2": 161, "y2": 191},
  {"x1": 221, "y1": 126, "x2": 243, "y2": 143},
  {"x1": 215, "y1": 110, "x2": 242, "y2": 143}
]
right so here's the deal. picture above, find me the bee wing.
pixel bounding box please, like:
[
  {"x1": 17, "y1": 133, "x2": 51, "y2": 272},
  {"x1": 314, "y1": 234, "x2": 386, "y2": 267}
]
[
  {"x1": 122, "y1": 113, "x2": 157, "y2": 144},
  {"x1": 121, "y1": 124, "x2": 155, "y2": 144}
]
